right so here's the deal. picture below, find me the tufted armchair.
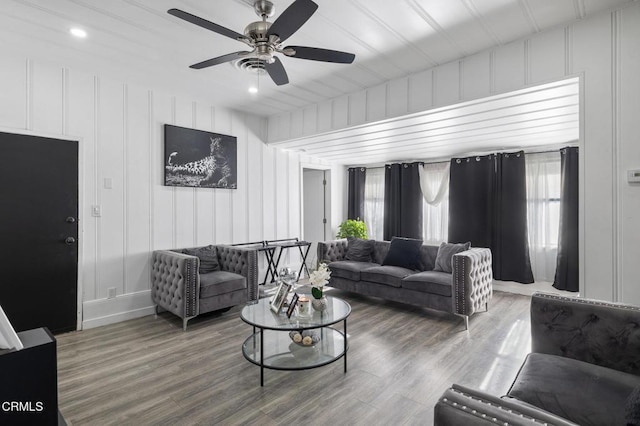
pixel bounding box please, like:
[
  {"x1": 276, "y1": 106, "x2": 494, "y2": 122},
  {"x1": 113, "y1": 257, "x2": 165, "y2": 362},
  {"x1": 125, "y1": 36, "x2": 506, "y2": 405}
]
[
  {"x1": 151, "y1": 245, "x2": 258, "y2": 330},
  {"x1": 435, "y1": 292, "x2": 640, "y2": 425},
  {"x1": 318, "y1": 239, "x2": 493, "y2": 329}
]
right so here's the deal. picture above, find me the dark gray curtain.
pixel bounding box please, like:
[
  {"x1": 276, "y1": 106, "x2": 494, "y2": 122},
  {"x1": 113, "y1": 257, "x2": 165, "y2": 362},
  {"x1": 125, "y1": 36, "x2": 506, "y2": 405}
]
[
  {"x1": 449, "y1": 151, "x2": 534, "y2": 284},
  {"x1": 383, "y1": 162, "x2": 423, "y2": 240},
  {"x1": 553, "y1": 147, "x2": 579, "y2": 292},
  {"x1": 448, "y1": 154, "x2": 495, "y2": 249},
  {"x1": 347, "y1": 167, "x2": 366, "y2": 220},
  {"x1": 494, "y1": 152, "x2": 534, "y2": 283}
]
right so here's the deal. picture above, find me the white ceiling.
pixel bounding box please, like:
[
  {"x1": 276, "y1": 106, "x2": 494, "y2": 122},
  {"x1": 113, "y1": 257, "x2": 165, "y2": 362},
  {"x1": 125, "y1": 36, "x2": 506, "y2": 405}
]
[{"x1": 0, "y1": 0, "x2": 631, "y2": 163}]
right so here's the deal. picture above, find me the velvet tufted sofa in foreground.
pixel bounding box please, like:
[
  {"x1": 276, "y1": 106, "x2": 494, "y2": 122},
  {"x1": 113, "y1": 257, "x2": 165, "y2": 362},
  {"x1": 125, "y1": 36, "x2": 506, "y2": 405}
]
[
  {"x1": 434, "y1": 292, "x2": 640, "y2": 425},
  {"x1": 317, "y1": 239, "x2": 493, "y2": 329},
  {"x1": 151, "y1": 245, "x2": 258, "y2": 330}
]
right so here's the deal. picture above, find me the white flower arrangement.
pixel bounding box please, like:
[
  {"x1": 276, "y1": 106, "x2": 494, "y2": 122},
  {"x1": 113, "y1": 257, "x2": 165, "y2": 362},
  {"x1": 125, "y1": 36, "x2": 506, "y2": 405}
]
[{"x1": 310, "y1": 262, "x2": 331, "y2": 299}]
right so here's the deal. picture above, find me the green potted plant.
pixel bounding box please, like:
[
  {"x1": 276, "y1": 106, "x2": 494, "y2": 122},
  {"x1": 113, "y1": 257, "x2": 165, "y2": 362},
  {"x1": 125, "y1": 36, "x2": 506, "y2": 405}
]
[{"x1": 336, "y1": 218, "x2": 368, "y2": 239}]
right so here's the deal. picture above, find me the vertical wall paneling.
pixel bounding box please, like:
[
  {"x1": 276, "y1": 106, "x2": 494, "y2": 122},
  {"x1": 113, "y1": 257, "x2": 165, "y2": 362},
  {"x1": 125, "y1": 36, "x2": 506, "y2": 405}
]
[
  {"x1": 125, "y1": 84, "x2": 152, "y2": 294},
  {"x1": 366, "y1": 84, "x2": 387, "y2": 123},
  {"x1": 122, "y1": 85, "x2": 128, "y2": 294},
  {"x1": 434, "y1": 61, "x2": 461, "y2": 107},
  {"x1": 152, "y1": 91, "x2": 174, "y2": 251},
  {"x1": 148, "y1": 90, "x2": 154, "y2": 274},
  {"x1": 573, "y1": 12, "x2": 614, "y2": 301},
  {"x1": 408, "y1": 69, "x2": 433, "y2": 113},
  {"x1": 0, "y1": 57, "x2": 27, "y2": 129},
  {"x1": 194, "y1": 104, "x2": 214, "y2": 246},
  {"x1": 173, "y1": 97, "x2": 195, "y2": 249},
  {"x1": 612, "y1": 10, "x2": 622, "y2": 302},
  {"x1": 493, "y1": 41, "x2": 526, "y2": 93},
  {"x1": 231, "y1": 111, "x2": 249, "y2": 244},
  {"x1": 463, "y1": 52, "x2": 492, "y2": 101},
  {"x1": 32, "y1": 61, "x2": 63, "y2": 135},
  {"x1": 302, "y1": 104, "x2": 318, "y2": 135},
  {"x1": 213, "y1": 107, "x2": 233, "y2": 244},
  {"x1": 247, "y1": 116, "x2": 264, "y2": 242},
  {"x1": 388, "y1": 77, "x2": 409, "y2": 119},
  {"x1": 290, "y1": 108, "x2": 303, "y2": 139},
  {"x1": 530, "y1": 27, "x2": 566, "y2": 84},
  {"x1": 317, "y1": 100, "x2": 332, "y2": 133},
  {"x1": 97, "y1": 78, "x2": 125, "y2": 298},
  {"x1": 68, "y1": 69, "x2": 97, "y2": 301},
  {"x1": 620, "y1": 4, "x2": 640, "y2": 305},
  {"x1": 332, "y1": 96, "x2": 349, "y2": 130},
  {"x1": 348, "y1": 91, "x2": 367, "y2": 127}
]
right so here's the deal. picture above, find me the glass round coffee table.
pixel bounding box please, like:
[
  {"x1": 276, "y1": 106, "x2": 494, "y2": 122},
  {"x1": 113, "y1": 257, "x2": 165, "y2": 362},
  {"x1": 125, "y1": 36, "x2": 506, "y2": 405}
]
[{"x1": 240, "y1": 295, "x2": 351, "y2": 386}]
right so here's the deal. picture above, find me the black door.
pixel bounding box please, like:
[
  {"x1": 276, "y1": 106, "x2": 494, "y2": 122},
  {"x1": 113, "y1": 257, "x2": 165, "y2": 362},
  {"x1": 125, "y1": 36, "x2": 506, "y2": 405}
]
[{"x1": 0, "y1": 132, "x2": 78, "y2": 334}]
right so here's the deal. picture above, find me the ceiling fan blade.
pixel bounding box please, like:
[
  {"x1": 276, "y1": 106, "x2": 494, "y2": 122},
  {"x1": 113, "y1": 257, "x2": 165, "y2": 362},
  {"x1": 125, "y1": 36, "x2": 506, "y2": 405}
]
[
  {"x1": 285, "y1": 46, "x2": 355, "y2": 64},
  {"x1": 266, "y1": 0, "x2": 318, "y2": 43},
  {"x1": 190, "y1": 51, "x2": 251, "y2": 69},
  {"x1": 168, "y1": 8, "x2": 244, "y2": 41},
  {"x1": 265, "y1": 57, "x2": 289, "y2": 86}
]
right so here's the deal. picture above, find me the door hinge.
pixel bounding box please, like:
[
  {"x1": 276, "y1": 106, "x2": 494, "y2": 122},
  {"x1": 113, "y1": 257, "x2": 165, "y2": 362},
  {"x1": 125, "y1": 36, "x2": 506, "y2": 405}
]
[
  {"x1": 322, "y1": 218, "x2": 327, "y2": 224},
  {"x1": 322, "y1": 179, "x2": 326, "y2": 185}
]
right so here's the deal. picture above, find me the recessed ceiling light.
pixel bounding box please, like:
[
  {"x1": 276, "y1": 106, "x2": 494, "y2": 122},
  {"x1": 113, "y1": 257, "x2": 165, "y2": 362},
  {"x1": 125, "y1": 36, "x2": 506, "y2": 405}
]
[
  {"x1": 248, "y1": 86, "x2": 258, "y2": 94},
  {"x1": 70, "y1": 28, "x2": 87, "y2": 38}
]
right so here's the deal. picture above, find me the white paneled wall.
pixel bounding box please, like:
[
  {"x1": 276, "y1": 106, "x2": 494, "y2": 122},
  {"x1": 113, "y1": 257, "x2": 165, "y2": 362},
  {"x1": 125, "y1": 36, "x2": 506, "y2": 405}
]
[
  {"x1": 0, "y1": 52, "x2": 318, "y2": 329},
  {"x1": 267, "y1": 3, "x2": 640, "y2": 306}
]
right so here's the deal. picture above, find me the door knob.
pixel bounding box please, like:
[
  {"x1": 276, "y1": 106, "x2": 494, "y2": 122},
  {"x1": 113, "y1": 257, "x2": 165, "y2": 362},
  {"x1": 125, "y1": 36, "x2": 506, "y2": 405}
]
[
  {"x1": 66, "y1": 217, "x2": 76, "y2": 223},
  {"x1": 65, "y1": 237, "x2": 76, "y2": 245}
]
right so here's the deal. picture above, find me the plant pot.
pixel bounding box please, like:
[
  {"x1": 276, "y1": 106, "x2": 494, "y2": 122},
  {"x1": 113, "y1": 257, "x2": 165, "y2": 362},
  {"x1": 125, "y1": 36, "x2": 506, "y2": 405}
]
[{"x1": 312, "y1": 296, "x2": 327, "y2": 312}]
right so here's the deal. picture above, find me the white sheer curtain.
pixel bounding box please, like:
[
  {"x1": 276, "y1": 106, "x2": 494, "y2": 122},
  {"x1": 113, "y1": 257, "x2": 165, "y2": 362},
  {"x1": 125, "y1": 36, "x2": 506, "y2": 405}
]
[
  {"x1": 363, "y1": 167, "x2": 385, "y2": 240},
  {"x1": 525, "y1": 151, "x2": 562, "y2": 282},
  {"x1": 419, "y1": 162, "x2": 449, "y2": 244}
]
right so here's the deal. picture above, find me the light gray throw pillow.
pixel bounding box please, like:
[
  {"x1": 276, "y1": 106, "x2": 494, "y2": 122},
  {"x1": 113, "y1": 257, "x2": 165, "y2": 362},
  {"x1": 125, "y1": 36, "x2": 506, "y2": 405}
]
[{"x1": 433, "y1": 242, "x2": 471, "y2": 273}]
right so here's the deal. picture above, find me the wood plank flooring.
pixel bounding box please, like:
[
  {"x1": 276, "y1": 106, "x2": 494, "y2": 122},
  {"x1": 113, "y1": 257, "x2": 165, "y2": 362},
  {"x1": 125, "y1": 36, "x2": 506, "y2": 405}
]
[{"x1": 56, "y1": 290, "x2": 532, "y2": 426}]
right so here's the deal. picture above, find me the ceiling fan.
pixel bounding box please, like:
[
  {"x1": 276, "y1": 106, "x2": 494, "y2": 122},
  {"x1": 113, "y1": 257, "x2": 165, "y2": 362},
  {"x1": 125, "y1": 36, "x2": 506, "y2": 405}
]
[{"x1": 168, "y1": 0, "x2": 356, "y2": 86}]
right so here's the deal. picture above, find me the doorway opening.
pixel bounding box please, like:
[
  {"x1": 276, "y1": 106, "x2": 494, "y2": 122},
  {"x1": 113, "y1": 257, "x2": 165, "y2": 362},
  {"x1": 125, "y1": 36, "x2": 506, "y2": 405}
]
[{"x1": 302, "y1": 167, "x2": 331, "y2": 270}]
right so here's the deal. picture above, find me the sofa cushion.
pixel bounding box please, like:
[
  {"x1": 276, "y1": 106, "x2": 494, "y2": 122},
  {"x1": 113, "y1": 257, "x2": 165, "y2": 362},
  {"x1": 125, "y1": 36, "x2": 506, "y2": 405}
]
[
  {"x1": 434, "y1": 242, "x2": 471, "y2": 273},
  {"x1": 345, "y1": 237, "x2": 375, "y2": 262},
  {"x1": 507, "y1": 353, "x2": 640, "y2": 426},
  {"x1": 328, "y1": 261, "x2": 380, "y2": 281},
  {"x1": 382, "y1": 237, "x2": 423, "y2": 270},
  {"x1": 199, "y1": 270, "x2": 246, "y2": 298},
  {"x1": 401, "y1": 271, "x2": 452, "y2": 297},
  {"x1": 361, "y1": 265, "x2": 414, "y2": 288},
  {"x1": 183, "y1": 245, "x2": 220, "y2": 274}
]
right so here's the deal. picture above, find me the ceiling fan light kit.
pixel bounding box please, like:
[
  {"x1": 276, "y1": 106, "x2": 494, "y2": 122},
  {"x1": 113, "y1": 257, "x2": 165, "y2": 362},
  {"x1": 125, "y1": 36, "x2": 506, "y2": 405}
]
[{"x1": 168, "y1": 0, "x2": 356, "y2": 86}]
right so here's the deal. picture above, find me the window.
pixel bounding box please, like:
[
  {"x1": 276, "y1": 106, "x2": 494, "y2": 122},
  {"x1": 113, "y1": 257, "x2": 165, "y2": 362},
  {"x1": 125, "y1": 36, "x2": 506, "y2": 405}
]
[
  {"x1": 363, "y1": 167, "x2": 385, "y2": 240},
  {"x1": 525, "y1": 151, "x2": 561, "y2": 282},
  {"x1": 420, "y1": 162, "x2": 449, "y2": 244}
]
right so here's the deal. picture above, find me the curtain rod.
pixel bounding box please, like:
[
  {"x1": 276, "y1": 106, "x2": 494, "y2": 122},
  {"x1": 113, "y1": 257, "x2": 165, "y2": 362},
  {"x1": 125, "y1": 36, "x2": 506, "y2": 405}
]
[{"x1": 348, "y1": 143, "x2": 578, "y2": 169}]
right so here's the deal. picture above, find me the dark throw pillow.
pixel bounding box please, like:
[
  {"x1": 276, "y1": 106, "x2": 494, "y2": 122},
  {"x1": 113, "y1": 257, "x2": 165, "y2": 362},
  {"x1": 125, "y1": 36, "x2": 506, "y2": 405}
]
[
  {"x1": 183, "y1": 245, "x2": 220, "y2": 274},
  {"x1": 433, "y1": 242, "x2": 471, "y2": 273},
  {"x1": 345, "y1": 237, "x2": 375, "y2": 262},
  {"x1": 381, "y1": 237, "x2": 423, "y2": 270}
]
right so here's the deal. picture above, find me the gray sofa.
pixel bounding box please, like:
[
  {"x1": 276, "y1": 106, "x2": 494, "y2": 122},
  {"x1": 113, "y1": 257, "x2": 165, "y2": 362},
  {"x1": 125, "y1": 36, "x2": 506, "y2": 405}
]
[
  {"x1": 151, "y1": 245, "x2": 258, "y2": 330},
  {"x1": 317, "y1": 239, "x2": 493, "y2": 329},
  {"x1": 435, "y1": 292, "x2": 640, "y2": 425}
]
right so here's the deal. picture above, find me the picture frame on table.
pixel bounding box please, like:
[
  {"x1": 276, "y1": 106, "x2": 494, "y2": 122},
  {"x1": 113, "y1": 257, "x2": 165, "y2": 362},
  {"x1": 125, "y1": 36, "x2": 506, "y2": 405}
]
[
  {"x1": 286, "y1": 293, "x2": 300, "y2": 318},
  {"x1": 270, "y1": 282, "x2": 292, "y2": 314}
]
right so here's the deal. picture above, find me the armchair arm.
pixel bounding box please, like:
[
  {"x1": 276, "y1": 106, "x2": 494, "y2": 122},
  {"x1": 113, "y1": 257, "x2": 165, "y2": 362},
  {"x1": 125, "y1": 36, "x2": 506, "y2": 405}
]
[
  {"x1": 451, "y1": 248, "x2": 493, "y2": 316},
  {"x1": 317, "y1": 239, "x2": 348, "y2": 263},
  {"x1": 151, "y1": 250, "x2": 199, "y2": 319},
  {"x1": 530, "y1": 292, "x2": 640, "y2": 375},
  {"x1": 434, "y1": 384, "x2": 578, "y2": 426},
  {"x1": 216, "y1": 245, "x2": 259, "y2": 302}
]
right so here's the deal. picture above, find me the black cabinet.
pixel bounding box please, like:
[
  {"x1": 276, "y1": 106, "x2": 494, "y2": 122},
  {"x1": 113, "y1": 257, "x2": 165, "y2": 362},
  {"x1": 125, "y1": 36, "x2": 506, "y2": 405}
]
[{"x1": 0, "y1": 327, "x2": 64, "y2": 425}]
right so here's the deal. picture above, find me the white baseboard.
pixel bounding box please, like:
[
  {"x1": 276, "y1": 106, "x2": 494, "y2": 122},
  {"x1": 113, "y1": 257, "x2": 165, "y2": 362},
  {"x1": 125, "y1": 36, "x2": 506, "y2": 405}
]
[{"x1": 82, "y1": 290, "x2": 155, "y2": 329}]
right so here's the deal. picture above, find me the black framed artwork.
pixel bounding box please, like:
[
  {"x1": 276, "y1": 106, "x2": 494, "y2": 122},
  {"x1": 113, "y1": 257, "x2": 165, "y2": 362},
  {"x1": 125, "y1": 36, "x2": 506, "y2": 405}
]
[{"x1": 164, "y1": 124, "x2": 237, "y2": 189}]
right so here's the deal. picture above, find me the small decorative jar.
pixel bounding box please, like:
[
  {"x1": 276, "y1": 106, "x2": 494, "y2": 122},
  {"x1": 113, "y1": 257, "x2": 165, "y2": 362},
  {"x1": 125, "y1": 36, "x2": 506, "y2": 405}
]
[{"x1": 297, "y1": 296, "x2": 311, "y2": 317}]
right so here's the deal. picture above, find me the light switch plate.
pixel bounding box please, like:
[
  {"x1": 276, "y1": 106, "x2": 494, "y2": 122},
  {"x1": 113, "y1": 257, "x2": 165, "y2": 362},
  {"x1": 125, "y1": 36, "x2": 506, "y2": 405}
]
[
  {"x1": 628, "y1": 169, "x2": 640, "y2": 183},
  {"x1": 91, "y1": 205, "x2": 101, "y2": 217},
  {"x1": 104, "y1": 177, "x2": 113, "y2": 189}
]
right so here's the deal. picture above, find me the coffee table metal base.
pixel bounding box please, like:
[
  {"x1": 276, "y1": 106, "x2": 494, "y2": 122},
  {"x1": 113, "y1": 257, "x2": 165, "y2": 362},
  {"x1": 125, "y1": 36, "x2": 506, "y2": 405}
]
[{"x1": 242, "y1": 321, "x2": 348, "y2": 386}]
